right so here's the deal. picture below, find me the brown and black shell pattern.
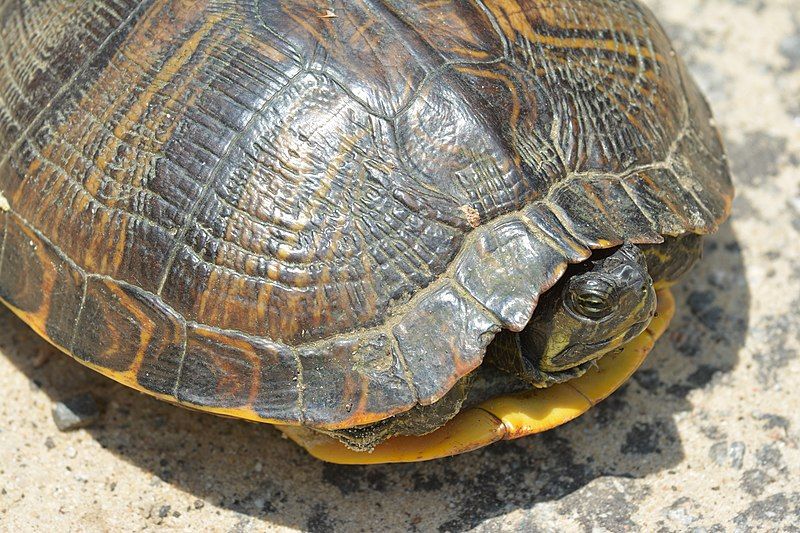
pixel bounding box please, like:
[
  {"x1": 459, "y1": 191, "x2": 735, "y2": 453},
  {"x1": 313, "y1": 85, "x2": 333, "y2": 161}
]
[{"x1": 0, "y1": 0, "x2": 732, "y2": 430}]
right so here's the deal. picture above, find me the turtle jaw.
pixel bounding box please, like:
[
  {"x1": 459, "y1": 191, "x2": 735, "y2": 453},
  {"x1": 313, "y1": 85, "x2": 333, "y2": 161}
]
[{"x1": 528, "y1": 315, "x2": 654, "y2": 388}]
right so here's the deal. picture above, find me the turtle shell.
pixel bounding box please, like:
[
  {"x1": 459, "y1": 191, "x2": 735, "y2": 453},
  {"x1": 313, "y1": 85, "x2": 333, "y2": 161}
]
[{"x1": 0, "y1": 0, "x2": 732, "y2": 431}]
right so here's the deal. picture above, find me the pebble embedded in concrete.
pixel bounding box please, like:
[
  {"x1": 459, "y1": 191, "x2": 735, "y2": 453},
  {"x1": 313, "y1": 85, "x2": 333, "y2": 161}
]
[{"x1": 51, "y1": 393, "x2": 100, "y2": 432}]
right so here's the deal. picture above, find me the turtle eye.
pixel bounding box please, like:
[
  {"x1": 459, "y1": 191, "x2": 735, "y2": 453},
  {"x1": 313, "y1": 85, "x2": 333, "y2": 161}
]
[{"x1": 567, "y1": 279, "x2": 616, "y2": 319}]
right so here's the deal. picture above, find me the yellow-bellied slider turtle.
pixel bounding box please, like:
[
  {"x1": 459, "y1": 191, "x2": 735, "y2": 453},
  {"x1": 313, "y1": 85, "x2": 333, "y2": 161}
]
[{"x1": 0, "y1": 0, "x2": 732, "y2": 463}]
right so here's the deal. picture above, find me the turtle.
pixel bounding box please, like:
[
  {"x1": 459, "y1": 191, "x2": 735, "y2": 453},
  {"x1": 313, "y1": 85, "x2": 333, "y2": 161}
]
[{"x1": 0, "y1": 0, "x2": 732, "y2": 464}]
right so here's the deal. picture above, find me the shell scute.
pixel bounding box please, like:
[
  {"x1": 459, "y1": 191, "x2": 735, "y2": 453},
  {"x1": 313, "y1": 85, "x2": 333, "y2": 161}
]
[
  {"x1": 298, "y1": 333, "x2": 415, "y2": 429},
  {"x1": 454, "y1": 217, "x2": 567, "y2": 331},
  {"x1": 520, "y1": 204, "x2": 591, "y2": 262},
  {"x1": 669, "y1": 128, "x2": 732, "y2": 231},
  {"x1": 73, "y1": 278, "x2": 185, "y2": 380},
  {"x1": 392, "y1": 282, "x2": 500, "y2": 406},
  {"x1": 177, "y1": 324, "x2": 301, "y2": 422},
  {"x1": 622, "y1": 169, "x2": 701, "y2": 235},
  {"x1": 552, "y1": 179, "x2": 663, "y2": 248},
  {"x1": 0, "y1": 215, "x2": 85, "y2": 349}
]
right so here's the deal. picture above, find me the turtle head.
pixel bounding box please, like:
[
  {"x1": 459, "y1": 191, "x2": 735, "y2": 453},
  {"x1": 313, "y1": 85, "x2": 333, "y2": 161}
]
[{"x1": 517, "y1": 243, "x2": 657, "y2": 384}]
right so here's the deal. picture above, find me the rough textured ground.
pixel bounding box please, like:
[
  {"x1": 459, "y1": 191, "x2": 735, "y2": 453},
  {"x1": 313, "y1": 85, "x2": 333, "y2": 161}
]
[{"x1": 1, "y1": 0, "x2": 799, "y2": 531}]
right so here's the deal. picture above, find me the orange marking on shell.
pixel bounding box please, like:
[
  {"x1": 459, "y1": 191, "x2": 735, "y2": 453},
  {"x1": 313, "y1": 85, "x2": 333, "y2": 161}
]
[
  {"x1": 8, "y1": 219, "x2": 56, "y2": 335},
  {"x1": 283, "y1": 8, "x2": 330, "y2": 53},
  {"x1": 195, "y1": 327, "x2": 262, "y2": 407},
  {"x1": 104, "y1": 282, "x2": 155, "y2": 377},
  {"x1": 256, "y1": 281, "x2": 273, "y2": 335},
  {"x1": 626, "y1": 171, "x2": 689, "y2": 226},
  {"x1": 451, "y1": 45, "x2": 493, "y2": 60},
  {"x1": 482, "y1": 0, "x2": 663, "y2": 63},
  {"x1": 351, "y1": 377, "x2": 374, "y2": 424},
  {"x1": 87, "y1": 3, "x2": 218, "y2": 176},
  {"x1": 581, "y1": 181, "x2": 610, "y2": 215},
  {"x1": 420, "y1": 0, "x2": 451, "y2": 10},
  {"x1": 114, "y1": 12, "x2": 222, "y2": 142},
  {"x1": 339, "y1": 349, "x2": 372, "y2": 425},
  {"x1": 349, "y1": 19, "x2": 377, "y2": 46}
]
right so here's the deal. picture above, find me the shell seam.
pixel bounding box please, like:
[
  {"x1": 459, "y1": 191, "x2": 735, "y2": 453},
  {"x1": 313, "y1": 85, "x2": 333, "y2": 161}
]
[
  {"x1": 619, "y1": 179, "x2": 661, "y2": 234},
  {"x1": 290, "y1": 346, "x2": 306, "y2": 424},
  {"x1": 516, "y1": 205, "x2": 590, "y2": 259},
  {"x1": 390, "y1": 333, "x2": 420, "y2": 404},
  {"x1": 171, "y1": 321, "x2": 190, "y2": 399},
  {"x1": 450, "y1": 278, "x2": 504, "y2": 327},
  {"x1": 67, "y1": 277, "x2": 89, "y2": 355},
  {"x1": 471, "y1": 0, "x2": 513, "y2": 59},
  {"x1": 0, "y1": 212, "x2": 7, "y2": 279}
]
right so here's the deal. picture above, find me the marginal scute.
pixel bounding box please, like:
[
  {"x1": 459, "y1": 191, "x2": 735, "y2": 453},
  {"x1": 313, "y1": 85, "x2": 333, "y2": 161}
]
[
  {"x1": 0, "y1": 216, "x2": 44, "y2": 313},
  {"x1": 668, "y1": 57, "x2": 733, "y2": 233},
  {"x1": 520, "y1": 204, "x2": 591, "y2": 262},
  {"x1": 135, "y1": 306, "x2": 186, "y2": 396},
  {"x1": 71, "y1": 277, "x2": 186, "y2": 395},
  {"x1": 670, "y1": 129, "x2": 732, "y2": 230},
  {"x1": 622, "y1": 170, "x2": 695, "y2": 235},
  {"x1": 454, "y1": 218, "x2": 568, "y2": 331},
  {"x1": 550, "y1": 181, "x2": 628, "y2": 248},
  {"x1": 566, "y1": 178, "x2": 663, "y2": 245},
  {"x1": 0, "y1": 216, "x2": 84, "y2": 348},
  {"x1": 178, "y1": 324, "x2": 300, "y2": 422},
  {"x1": 299, "y1": 333, "x2": 415, "y2": 429},
  {"x1": 73, "y1": 279, "x2": 147, "y2": 371},
  {"x1": 393, "y1": 282, "x2": 500, "y2": 405}
]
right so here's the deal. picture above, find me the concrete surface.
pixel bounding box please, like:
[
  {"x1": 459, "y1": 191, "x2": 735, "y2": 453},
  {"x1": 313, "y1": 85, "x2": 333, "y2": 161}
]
[{"x1": 1, "y1": 0, "x2": 799, "y2": 531}]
